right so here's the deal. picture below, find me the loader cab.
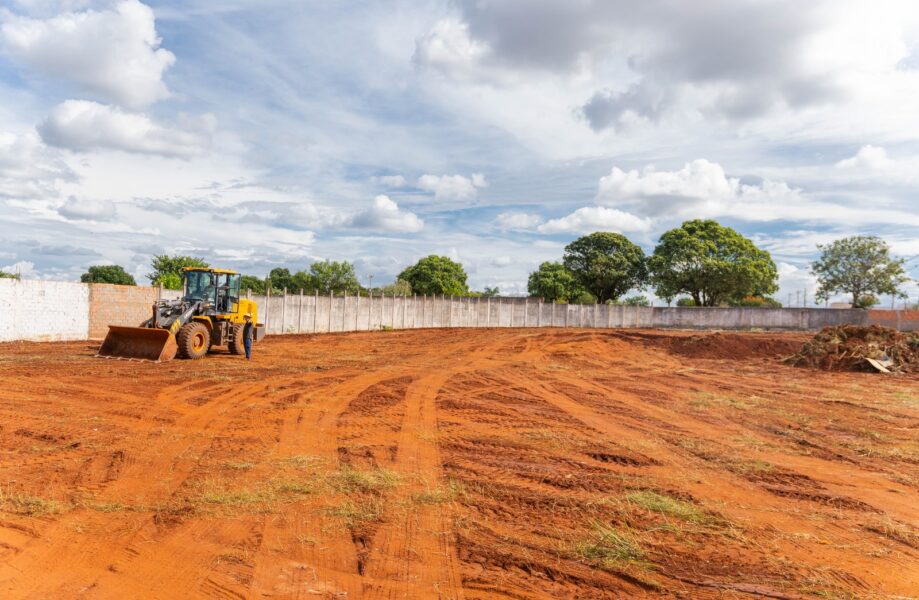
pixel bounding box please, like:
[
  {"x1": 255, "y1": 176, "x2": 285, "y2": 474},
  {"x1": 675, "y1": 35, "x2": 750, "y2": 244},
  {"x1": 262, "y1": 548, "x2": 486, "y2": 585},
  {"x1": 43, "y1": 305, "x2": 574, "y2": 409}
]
[{"x1": 182, "y1": 269, "x2": 241, "y2": 314}]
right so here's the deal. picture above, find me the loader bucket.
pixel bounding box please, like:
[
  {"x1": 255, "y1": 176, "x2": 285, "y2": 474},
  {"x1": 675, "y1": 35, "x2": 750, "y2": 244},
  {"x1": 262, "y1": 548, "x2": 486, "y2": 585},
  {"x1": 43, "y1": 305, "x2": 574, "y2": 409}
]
[{"x1": 97, "y1": 326, "x2": 178, "y2": 362}]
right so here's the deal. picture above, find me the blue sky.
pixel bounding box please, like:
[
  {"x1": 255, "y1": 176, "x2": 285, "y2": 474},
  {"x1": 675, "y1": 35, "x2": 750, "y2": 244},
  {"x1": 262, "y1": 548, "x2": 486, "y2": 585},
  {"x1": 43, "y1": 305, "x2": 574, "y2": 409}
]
[{"x1": 1, "y1": 0, "x2": 918, "y2": 303}]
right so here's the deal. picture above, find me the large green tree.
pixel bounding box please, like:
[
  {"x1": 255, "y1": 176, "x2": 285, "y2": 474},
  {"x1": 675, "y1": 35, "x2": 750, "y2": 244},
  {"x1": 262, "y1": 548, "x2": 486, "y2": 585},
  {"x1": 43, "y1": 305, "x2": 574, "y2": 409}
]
[
  {"x1": 80, "y1": 265, "x2": 136, "y2": 285},
  {"x1": 299, "y1": 260, "x2": 361, "y2": 294},
  {"x1": 0, "y1": 271, "x2": 20, "y2": 280},
  {"x1": 648, "y1": 220, "x2": 778, "y2": 307},
  {"x1": 398, "y1": 255, "x2": 469, "y2": 295},
  {"x1": 268, "y1": 267, "x2": 293, "y2": 292},
  {"x1": 147, "y1": 255, "x2": 209, "y2": 290},
  {"x1": 527, "y1": 261, "x2": 583, "y2": 302},
  {"x1": 812, "y1": 235, "x2": 908, "y2": 308},
  {"x1": 562, "y1": 232, "x2": 647, "y2": 303},
  {"x1": 240, "y1": 275, "x2": 267, "y2": 294}
]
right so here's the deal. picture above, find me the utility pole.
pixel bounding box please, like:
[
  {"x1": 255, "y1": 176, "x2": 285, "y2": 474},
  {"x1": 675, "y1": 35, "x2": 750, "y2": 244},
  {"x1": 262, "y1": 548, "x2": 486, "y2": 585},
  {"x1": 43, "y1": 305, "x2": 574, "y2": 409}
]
[
  {"x1": 803, "y1": 289, "x2": 807, "y2": 308},
  {"x1": 367, "y1": 274, "x2": 374, "y2": 295},
  {"x1": 796, "y1": 290, "x2": 801, "y2": 306}
]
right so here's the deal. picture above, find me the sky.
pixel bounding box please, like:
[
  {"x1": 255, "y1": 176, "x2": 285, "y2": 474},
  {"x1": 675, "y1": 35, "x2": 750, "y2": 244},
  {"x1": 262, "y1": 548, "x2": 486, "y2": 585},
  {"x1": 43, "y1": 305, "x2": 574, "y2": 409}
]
[{"x1": 1, "y1": 0, "x2": 918, "y2": 304}]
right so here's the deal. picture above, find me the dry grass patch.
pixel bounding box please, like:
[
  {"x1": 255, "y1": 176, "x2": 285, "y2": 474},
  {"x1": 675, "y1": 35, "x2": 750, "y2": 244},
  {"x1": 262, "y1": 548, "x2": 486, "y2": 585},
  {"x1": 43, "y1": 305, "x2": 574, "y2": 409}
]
[
  {"x1": 624, "y1": 491, "x2": 710, "y2": 525},
  {"x1": 0, "y1": 490, "x2": 64, "y2": 516}
]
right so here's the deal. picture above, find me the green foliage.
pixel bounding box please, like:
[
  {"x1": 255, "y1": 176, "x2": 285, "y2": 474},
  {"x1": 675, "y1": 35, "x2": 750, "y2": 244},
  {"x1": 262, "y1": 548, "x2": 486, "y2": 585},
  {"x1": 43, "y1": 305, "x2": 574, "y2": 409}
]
[
  {"x1": 675, "y1": 297, "x2": 696, "y2": 307},
  {"x1": 147, "y1": 254, "x2": 209, "y2": 285},
  {"x1": 649, "y1": 220, "x2": 778, "y2": 307},
  {"x1": 380, "y1": 278, "x2": 413, "y2": 296},
  {"x1": 240, "y1": 275, "x2": 266, "y2": 294},
  {"x1": 154, "y1": 272, "x2": 182, "y2": 290},
  {"x1": 572, "y1": 291, "x2": 598, "y2": 305},
  {"x1": 811, "y1": 236, "x2": 908, "y2": 308},
  {"x1": 611, "y1": 295, "x2": 650, "y2": 307},
  {"x1": 80, "y1": 265, "x2": 136, "y2": 285},
  {"x1": 268, "y1": 267, "x2": 293, "y2": 293},
  {"x1": 527, "y1": 261, "x2": 584, "y2": 302},
  {"x1": 562, "y1": 232, "x2": 648, "y2": 303},
  {"x1": 300, "y1": 260, "x2": 361, "y2": 295},
  {"x1": 729, "y1": 295, "x2": 782, "y2": 308},
  {"x1": 398, "y1": 255, "x2": 469, "y2": 296},
  {"x1": 481, "y1": 286, "x2": 500, "y2": 297},
  {"x1": 0, "y1": 271, "x2": 20, "y2": 280}
]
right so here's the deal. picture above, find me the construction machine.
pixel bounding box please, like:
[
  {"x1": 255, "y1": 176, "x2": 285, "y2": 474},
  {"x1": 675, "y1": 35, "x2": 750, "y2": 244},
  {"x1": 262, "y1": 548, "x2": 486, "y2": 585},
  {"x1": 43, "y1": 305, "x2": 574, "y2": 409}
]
[{"x1": 97, "y1": 267, "x2": 266, "y2": 362}]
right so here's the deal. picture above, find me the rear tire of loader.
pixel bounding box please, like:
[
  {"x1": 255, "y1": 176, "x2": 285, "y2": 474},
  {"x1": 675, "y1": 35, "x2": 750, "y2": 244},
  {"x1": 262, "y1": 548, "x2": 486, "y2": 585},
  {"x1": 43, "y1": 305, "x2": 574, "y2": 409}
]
[
  {"x1": 177, "y1": 322, "x2": 210, "y2": 360},
  {"x1": 229, "y1": 323, "x2": 246, "y2": 356}
]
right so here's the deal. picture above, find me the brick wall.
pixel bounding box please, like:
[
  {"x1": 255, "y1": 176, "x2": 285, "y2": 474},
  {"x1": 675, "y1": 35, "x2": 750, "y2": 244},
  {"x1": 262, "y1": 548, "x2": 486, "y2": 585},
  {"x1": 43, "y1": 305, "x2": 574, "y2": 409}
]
[
  {"x1": 87, "y1": 284, "x2": 161, "y2": 340},
  {"x1": 0, "y1": 279, "x2": 90, "y2": 342}
]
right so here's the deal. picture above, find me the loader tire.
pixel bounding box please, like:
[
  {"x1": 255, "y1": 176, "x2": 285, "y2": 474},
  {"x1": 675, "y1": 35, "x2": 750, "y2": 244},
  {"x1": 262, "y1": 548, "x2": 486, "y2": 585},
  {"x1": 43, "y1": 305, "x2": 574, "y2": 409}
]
[
  {"x1": 177, "y1": 322, "x2": 210, "y2": 360},
  {"x1": 229, "y1": 323, "x2": 246, "y2": 356}
]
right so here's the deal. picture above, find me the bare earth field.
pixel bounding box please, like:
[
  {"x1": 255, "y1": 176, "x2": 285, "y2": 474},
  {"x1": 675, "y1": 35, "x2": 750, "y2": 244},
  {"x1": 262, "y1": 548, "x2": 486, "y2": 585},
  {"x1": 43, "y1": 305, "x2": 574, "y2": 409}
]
[{"x1": 0, "y1": 328, "x2": 917, "y2": 599}]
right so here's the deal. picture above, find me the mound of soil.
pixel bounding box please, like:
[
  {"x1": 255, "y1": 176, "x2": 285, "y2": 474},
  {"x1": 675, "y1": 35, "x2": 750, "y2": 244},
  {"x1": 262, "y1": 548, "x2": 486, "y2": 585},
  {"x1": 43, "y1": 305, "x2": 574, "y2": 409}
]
[
  {"x1": 786, "y1": 325, "x2": 919, "y2": 373},
  {"x1": 668, "y1": 333, "x2": 803, "y2": 361}
]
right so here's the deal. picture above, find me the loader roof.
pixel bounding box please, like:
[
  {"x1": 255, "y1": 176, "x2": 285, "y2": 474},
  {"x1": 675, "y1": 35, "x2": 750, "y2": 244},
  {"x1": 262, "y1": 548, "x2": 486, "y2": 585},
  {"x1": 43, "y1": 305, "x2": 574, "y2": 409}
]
[{"x1": 181, "y1": 267, "x2": 238, "y2": 275}]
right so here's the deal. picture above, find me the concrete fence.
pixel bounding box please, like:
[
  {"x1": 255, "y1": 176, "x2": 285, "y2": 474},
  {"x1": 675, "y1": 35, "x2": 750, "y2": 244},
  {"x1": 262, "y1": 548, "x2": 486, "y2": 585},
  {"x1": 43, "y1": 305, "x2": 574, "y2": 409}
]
[
  {"x1": 1, "y1": 278, "x2": 916, "y2": 343},
  {"x1": 242, "y1": 290, "x2": 919, "y2": 335}
]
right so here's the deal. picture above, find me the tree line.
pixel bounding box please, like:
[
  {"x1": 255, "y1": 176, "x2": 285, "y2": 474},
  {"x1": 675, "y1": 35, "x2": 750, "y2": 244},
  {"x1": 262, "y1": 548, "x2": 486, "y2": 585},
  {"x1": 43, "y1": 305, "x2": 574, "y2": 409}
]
[{"x1": 71, "y1": 218, "x2": 909, "y2": 308}]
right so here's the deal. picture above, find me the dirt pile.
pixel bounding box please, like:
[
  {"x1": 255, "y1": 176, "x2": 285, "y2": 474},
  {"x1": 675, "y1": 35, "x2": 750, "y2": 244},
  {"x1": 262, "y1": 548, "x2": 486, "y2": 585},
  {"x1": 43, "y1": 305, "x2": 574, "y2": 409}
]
[{"x1": 787, "y1": 325, "x2": 919, "y2": 373}]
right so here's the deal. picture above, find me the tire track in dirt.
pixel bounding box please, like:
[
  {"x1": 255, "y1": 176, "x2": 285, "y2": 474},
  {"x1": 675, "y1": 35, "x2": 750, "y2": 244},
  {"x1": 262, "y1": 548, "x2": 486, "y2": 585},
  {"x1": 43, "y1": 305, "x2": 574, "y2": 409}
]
[{"x1": 361, "y1": 371, "x2": 465, "y2": 600}]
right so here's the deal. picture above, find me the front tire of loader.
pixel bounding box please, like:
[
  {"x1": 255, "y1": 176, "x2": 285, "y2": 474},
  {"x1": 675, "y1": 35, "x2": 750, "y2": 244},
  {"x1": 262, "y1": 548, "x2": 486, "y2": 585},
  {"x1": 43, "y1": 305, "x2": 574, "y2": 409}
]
[
  {"x1": 177, "y1": 322, "x2": 210, "y2": 360},
  {"x1": 229, "y1": 323, "x2": 246, "y2": 356}
]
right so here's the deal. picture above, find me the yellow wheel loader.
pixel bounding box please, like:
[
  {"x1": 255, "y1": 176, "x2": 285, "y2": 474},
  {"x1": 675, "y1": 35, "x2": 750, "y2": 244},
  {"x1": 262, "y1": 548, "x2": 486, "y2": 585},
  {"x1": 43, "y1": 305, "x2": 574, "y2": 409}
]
[{"x1": 97, "y1": 267, "x2": 266, "y2": 362}]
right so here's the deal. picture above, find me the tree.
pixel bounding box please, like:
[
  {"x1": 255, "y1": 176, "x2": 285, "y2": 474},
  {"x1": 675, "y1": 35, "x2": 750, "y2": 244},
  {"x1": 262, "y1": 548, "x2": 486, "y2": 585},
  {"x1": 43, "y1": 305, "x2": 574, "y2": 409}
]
[
  {"x1": 80, "y1": 265, "x2": 136, "y2": 285},
  {"x1": 268, "y1": 267, "x2": 293, "y2": 293},
  {"x1": 648, "y1": 220, "x2": 778, "y2": 307},
  {"x1": 303, "y1": 260, "x2": 361, "y2": 294},
  {"x1": 481, "y1": 286, "x2": 500, "y2": 297},
  {"x1": 154, "y1": 272, "x2": 182, "y2": 290},
  {"x1": 381, "y1": 279, "x2": 412, "y2": 296},
  {"x1": 398, "y1": 256, "x2": 469, "y2": 296},
  {"x1": 147, "y1": 255, "x2": 209, "y2": 286},
  {"x1": 240, "y1": 275, "x2": 266, "y2": 294},
  {"x1": 527, "y1": 262, "x2": 583, "y2": 302},
  {"x1": 562, "y1": 232, "x2": 648, "y2": 303},
  {"x1": 0, "y1": 271, "x2": 20, "y2": 280},
  {"x1": 811, "y1": 236, "x2": 908, "y2": 308},
  {"x1": 614, "y1": 295, "x2": 651, "y2": 307}
]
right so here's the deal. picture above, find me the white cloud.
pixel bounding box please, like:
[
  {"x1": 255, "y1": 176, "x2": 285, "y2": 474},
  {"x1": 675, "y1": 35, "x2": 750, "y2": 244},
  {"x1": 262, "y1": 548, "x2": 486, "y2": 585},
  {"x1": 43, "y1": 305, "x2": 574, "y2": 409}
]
[
  {"x1": 537, "y1": 206, "x2": 652, "y2": 234},
  {"x1": 1, "y1": 0, "x2": 175, "y2": 109},
  {"x1": 0, "y1": 260, "x2": 35, "y2": 277},
  {"x1": 495, "y1": 211, "x2": 543, "y2": 230},
  {"x1": 56, "y1": 195, "x2": 115, "y2": 221},
  {"x1": 0, "y1": 131, "x2": 73, "y2": 199},
  {"x1": 835, "y1": 144, "x2": 893, "y2": 169},
  {"x1": 371, "y1": 174, "x2": 407, "y2": 187},
  {"x1": 348, "y1": 195, "x2": 423, "y2": 233},
  {"x1": 491, "y1": 255, "x2": 512, "y2": 266},
  {"x1": 417, "y1": 173, "x2": 487, "y2": 201},
  {"x1": 39, "y1": 100, "x2": 215, "y2": 158}
]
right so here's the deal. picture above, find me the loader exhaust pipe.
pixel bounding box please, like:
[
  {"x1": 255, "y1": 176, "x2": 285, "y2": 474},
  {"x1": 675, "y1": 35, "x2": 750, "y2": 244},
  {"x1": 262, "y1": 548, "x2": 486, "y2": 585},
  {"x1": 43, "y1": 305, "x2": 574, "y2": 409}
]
[{"x1": 97, "y1": 326, "x2": 178, "y2": 362}]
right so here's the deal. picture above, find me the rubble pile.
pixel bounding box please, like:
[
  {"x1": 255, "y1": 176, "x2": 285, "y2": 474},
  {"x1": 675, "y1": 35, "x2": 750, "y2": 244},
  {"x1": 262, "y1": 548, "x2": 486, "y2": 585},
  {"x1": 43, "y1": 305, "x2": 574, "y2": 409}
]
[{"x1": 786, "y1": 325, "x2": 919, "y2": 373}]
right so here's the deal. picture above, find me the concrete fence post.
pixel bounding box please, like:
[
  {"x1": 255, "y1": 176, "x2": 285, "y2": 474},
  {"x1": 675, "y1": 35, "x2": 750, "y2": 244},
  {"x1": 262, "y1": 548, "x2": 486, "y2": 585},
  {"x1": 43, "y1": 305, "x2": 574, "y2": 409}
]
[
  {"x1": 282, "y1": 287, "x2": 288, "y2": 334},
  {"x1": 412, "y1": 294, "x2": 417, "y2": 328},
  {"x1": 158, "y1": 282, "x2": 164, "y2": 301},
  {"x1": 402, "y1": 294, "x2": 407, "y2": 329},
  {"x1": 552, "y1": 301, "x2": 556, "y2": 327},
  {"x1": 246, "y1": 288, "x2": 251, "y2": 300},
  {"x1": 342, "y1": 294, "x2": 348, "y2": 332},
  {"x1": 355, "y1": 293, "x2": 360, "y2": 331},
  {"x1": 594, "y1": 302, "x2": 598, "y2": 329},
  {"x1": 524, "y1": 298, "x2": 528, "y2": 327},
  {"x1": 392, "y1": 293, "x2": 397, "y2": 327},
  {"x1": 328, "y1": 291, "x2": 334, "y2": 332},
  {"x1": 422, "y1": 294, "x2": 427, "y2": 327},
  {"x1": 449, "y1": 295, "x2": 454, "y2": 327},
  {"x1": 298, "y1": 289, "x2": 304, "y2": 334},
  {"x1": 313, "y1": 290, "x2": 319, "y2": 333},
  {"x1": 368, "y1": 291, "x2": 373, "y2": 330},
  {"x1": 266, "y1": 285, "x2": 271, "y2": 334},
  {"x1": 486, "y1": 297, "x2": 491, "y2": 327}
]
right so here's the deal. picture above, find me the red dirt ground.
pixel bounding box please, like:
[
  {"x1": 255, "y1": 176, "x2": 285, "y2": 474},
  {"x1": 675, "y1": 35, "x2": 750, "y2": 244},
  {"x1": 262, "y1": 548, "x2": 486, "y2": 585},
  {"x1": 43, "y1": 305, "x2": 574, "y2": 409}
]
[{"x1": 0, "y1": 328, "x2": 917, "y2": 599}]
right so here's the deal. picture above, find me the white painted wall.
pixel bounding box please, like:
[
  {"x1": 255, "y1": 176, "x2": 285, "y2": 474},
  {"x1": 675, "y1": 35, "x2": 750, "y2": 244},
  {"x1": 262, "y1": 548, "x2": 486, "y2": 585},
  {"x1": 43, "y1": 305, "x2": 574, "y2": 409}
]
[{"x1": 0, "y1": 279, "x2": 90, "y2": 342}]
